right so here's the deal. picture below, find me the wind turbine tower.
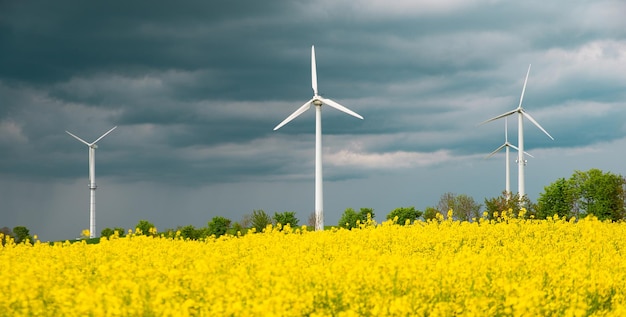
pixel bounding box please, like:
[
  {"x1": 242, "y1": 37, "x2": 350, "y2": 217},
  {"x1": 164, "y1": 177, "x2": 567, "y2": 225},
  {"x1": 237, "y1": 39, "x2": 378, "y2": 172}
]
[
  {"x1": 66, "y1": 126, "x2": 117, "y2": 238},
  {"x1": 274, "y1": 45, "x2": 363, "y2": 231},
  {"x1": 481, "y1": 65, "x2": 553, "y2": 199},
  {"x1": 485, "y1": 117, "x2": 533, "y2": 199}
]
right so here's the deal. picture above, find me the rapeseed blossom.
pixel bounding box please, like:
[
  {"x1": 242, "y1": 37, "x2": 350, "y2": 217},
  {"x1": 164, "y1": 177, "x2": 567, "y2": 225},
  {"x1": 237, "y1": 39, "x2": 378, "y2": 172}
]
[{"x1": 1, "y1": 214, "x2": 626, "y2": 316}]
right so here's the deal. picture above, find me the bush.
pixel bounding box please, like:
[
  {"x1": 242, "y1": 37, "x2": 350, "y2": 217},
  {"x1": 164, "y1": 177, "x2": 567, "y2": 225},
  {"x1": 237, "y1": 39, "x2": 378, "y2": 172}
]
[
  {"x1": 207, "y1": 217, "x2": 232, "y2": 238},
  {"x1": 114, "y1": 227, "x2": 126, "y2": 237},
  {"x1": 179, "y1": 225, "x2": 201, "y2": 240},
  {"x1": 423, "y1": 207, "x2": 439, "y2": 221},
  {"x1": 135, "y1": 220, "x2": 156, "y2": 236},
  {"x1": 12, "y1": 226, "x2": 32, "y2": 244},
  {"x1": 273, "y1": 211, "x2": 299, "y2": 228},
  {"x1": 387, "y1": 206, "x2": 423, "y2": 225},
  {"x1": 338, "y1": 208, "x2": 375, "y2": 229},
  {"x1": 251, "y1": 210, "x2": 272, "y2": 233},
  {"x1": 101, "y1": 228, "x2": 115, "y2": 238}
]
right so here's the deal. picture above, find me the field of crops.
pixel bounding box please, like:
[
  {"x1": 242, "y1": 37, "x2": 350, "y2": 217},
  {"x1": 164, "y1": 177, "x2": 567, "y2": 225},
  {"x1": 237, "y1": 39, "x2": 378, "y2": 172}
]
[{"x1": 2, "y1": 213, "x2": 626, "y2": 316}]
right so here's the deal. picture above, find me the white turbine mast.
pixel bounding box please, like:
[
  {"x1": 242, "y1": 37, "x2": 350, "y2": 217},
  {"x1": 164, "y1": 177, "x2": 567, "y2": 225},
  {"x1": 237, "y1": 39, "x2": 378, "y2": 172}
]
[
  {"x1": 484, "y1": 117, "x2": 533, "y2": 199},
  {"x1": 273, "y1": 45, "x2": 363, "y2": 231},
  {"x1": 481, "y1": 64, "x2": 553, "y2": 200},
  {"x1": 66, "y1": 126, "x2": 117, "y2": 238}
]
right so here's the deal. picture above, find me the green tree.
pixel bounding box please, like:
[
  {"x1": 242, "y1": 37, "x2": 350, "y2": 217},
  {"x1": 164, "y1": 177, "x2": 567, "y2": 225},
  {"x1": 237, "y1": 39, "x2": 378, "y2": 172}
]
[
  {"x1": 12, "y1": 226, "x2": 32, "y2": 244},
  {"x1": 179, "y1": 225, "x2": 201, "y2": 240},
  {"x1": 423, "y1": 207, "x2": 439, "y2": 221},
  {"x1": 229, "y1": 222, "x2": 245, "y2": 235},
  {"x1": 338, "y1": 208, "x2": 359, "y2": 229},
  {"x1": 114, "y1": 227, "x2": 126, "y2": 237},
  {"x1": 386, "y1": 206, "x2": 422, "y2": 225},
  {"x1": 484, "y1": 191, "x2": 536, "y2": 219},
  {"x1": 569, "y1": 169, "x2": 625, "y2": 221},
  {"x1": 101, "y1": 228, "x2": 115, "y2": 238},
  {"x1": 273, "y1": 211, "x2": 299, "y2": 227},
  {"x1": 536, "y1": 169, "x2": 626, "y2": 221},
  {"x1": 251, "y1": 209, "x2": 272, "y2": 232},
  {"x1": 135, "y1": 220, "x2": 156, "y2": 236},
  {"x1": 207, "y1": 217, "x2": 232, "y2": 237},
  {"x1": 338, "y1": 208, "x2": 374, "y2": 229},
  {"x1": 536, "y1": 178, "x2": 573, "y2": 219}
]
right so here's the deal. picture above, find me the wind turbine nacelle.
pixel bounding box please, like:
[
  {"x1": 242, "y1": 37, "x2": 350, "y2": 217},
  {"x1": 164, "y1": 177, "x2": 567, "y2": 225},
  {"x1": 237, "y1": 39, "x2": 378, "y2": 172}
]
[
  {"x1": 313, "y1": 99, "x2": 323, "y2": 106},
  {"x1": 91, "y1": 144, "x2": 98, "y2": 149}
]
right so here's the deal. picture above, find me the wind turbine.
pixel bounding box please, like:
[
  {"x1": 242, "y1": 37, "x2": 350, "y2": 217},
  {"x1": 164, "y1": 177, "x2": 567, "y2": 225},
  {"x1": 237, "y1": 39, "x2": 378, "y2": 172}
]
[
  {"x1": 273, "y1": 45, "x2": 363, "y2": 231},
  {"x1": 485, "y1": 117, "x2": 533, "y2": 199},
  {"x1": 66, "y1": 126, "x2": 117, "y2": 238},
  {"x1": 481, "y1": 64, "x2": 553, "y2": 200}
]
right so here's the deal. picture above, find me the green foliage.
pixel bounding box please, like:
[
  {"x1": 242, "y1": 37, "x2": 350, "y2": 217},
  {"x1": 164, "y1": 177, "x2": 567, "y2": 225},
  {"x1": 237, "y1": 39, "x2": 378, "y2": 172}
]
[
  {"x1": 135, "y1": 220, "x2": 156, "y2": 236},
  {"x1": 537, "y1": 169, "x2": 626, "y2": 221},
  {"x1": 386, "y1": 206, "x2": 422, "y2": 225},
  {"x1": 423, "y1": 207, "x2": 439, "y2": 221},
  {"x1": 536, "y1": 179, "x2": 573, "y2": 219},
  {"x1": 437, "y1": 193, "x2": 482, "y2": 221},
  {"x1": 12, "y1": 226, "x2": 32, "y2": 244},
  {"x1": 338, "y1": 208, "x2": 375, "y2": 229},
  {"x1": 273, "y1": 211, "x2": 299, "y2": 227},
  {"x1": 101, "y1": 228, "x2": 115, "y2": 238},
  {"x1": 484, "y1": 191, "x2": 536, "y2": 219},
  {"x1": 100, "y1": 227, "x2": 125, "y2": 239},
  {"x1": 179, "y1": 225, "x2": 201, "y2": 240},
  {"x1": 207, "y1": 216, "x2": 232, "y2": 237},
  {"x1": 251, "y1": 209, "x2": 272, "y2": 233},
  {"x1": 114, "y1": 227, "x2": 126, "y2": 237},
  {"x1": 338, "y1": 208, "x2": 359, "y2": 229},
  {"x1": 229, "y1": 222, "x2": 245, "y2": 236}
]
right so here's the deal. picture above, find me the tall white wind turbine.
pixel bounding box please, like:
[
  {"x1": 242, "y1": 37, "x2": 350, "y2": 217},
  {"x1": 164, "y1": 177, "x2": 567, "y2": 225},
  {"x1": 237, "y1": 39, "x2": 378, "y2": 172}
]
[
  {"x1": 66, "y1": 126, "x2": 117, "y2": 238},
  {"x1": 485, "y1": 117, "x2": 533, "y2": 199},
  {"x1": 481, "y1": 65, "x2": 553, "y2": 200},
  {"x1": 273, "y1": 45, "x2": 363, "y2": 231}
]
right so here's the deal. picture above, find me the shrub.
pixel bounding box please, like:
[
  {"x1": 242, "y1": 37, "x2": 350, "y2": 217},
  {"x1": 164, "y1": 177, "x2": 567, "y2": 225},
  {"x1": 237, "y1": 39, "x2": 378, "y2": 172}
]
[
  {"x1": 273, "y1": 211, "x2": 299, "y2": 228},
  {"x1": 386, "y1": 206, "x2": 423, "y2": 225},
  {"x1": 207, "y1": 217, "x2": 232, "y2": 238},
  {"x1": 251, "y1": 210, "x2": 272, "y2": 233}
]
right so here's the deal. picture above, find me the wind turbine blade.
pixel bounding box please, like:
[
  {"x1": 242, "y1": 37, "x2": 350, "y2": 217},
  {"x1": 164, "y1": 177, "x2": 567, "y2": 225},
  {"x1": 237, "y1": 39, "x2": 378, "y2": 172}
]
[
  {"x1": 479, "y1": 109, "x2": 517, "y2": 125},
  {"x1": 321, "y1": 97, "x2": 364, "y2": 120},
  {"x1": 518, "y1": 64, "x2": 531, "y2": 109},
  {"x1": 485, "y1": 144, "x2": 506, "y2": 159},
  {"x1": 92, "y1": 126, "x2": 118, "y2": 144},
  {"x1": 509, "y1": 144, "x2": 535, "y2": 158},
  {"x1": 66, "y1": 131, "x2": 90, "y2": 146},
  {"x1": 311, "y1": 45, "x2": 318, "y2": 96},
  {"x1": 521, "y1": 110, "x2": 554, "y2": 140},
  {"x1": 273, "y1": 99, "x2": 313, "y2": 131}
]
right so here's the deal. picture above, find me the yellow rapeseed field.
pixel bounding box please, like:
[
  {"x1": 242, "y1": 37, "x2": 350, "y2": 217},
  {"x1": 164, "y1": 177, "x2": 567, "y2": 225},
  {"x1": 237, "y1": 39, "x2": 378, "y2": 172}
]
[{"x1": 2, "y1": 212, "x2": 626, "y2": 316}]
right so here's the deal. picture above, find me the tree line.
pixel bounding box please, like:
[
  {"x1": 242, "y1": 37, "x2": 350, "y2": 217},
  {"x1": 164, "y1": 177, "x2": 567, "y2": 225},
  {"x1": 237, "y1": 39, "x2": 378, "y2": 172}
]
[{"x1": 3, "y1": 168, "x2": 624, "y2": 244}]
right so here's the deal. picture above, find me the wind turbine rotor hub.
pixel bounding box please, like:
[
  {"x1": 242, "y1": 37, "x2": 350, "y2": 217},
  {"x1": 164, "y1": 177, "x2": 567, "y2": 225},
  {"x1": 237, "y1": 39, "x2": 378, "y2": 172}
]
[{"x1": 313, "y1": 99, "x2": 323, "y2": 106}]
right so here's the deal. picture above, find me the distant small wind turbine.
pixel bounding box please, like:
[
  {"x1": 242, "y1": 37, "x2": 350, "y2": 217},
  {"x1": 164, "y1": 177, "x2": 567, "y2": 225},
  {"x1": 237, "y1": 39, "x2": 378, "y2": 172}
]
[
  {"x1": 481, "y1": 64, "x2": 553, "y2": 199},
  {"x1": 273, "y1": 45, "x2": 363, "y2": 231},
  {"x1": 66, "y1": 126, "x2": 117, "y2": 238},
  {"x1": 485, "y1": 117, "x2": 533, "y2": 199}
]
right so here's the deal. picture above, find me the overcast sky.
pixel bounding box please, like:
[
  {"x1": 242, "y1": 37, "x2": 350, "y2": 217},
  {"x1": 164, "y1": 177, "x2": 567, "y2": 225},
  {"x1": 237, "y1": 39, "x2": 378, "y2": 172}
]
[{"x1": 1, "y1": 0, "x2": 625, "y2": 241}]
